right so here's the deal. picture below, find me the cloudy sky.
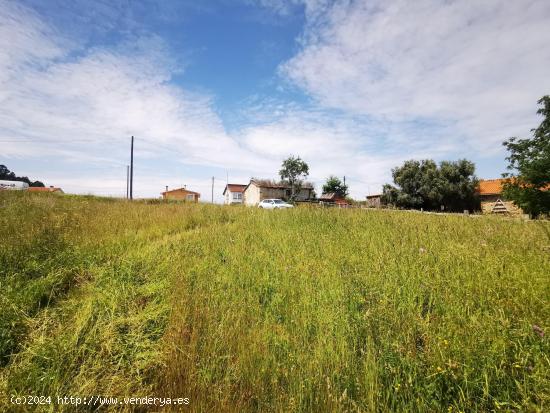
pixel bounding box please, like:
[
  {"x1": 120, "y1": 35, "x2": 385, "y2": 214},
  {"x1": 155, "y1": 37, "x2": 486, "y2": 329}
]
[{"x1": 1, "y1": 0, "x2": 549, "y2": 201}]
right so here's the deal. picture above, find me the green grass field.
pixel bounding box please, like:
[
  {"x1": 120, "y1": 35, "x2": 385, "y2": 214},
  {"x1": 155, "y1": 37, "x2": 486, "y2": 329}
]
[{"x1": 0, "y1": 192, "x2": 549, "y2": 412}]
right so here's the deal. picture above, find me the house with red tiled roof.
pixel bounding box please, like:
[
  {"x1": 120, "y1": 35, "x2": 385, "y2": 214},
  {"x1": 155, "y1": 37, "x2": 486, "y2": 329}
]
[
  {"x1": 161, "y1": 187, "x2": 200, "y2": 202},
  {"x1": 478, "y1": 178, "x2": 550, "y2": 215},
  {"x1": 477, "y1": 179, "x2": 521, "y2": 214},
  {"x1": 28, "y1": 186, "x2": 64, "y2": 193},
  {"x1": 223, "y1": 183, "x2": 246, "y2": 205}
]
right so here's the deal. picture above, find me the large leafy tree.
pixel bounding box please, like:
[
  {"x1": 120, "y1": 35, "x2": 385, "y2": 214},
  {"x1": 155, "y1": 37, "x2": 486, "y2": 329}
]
[
  {"x1": 438, "y1": 160, "x2": 480, "y2": 212},
  {"x1": 381, "y1": 159, "x2": 479, "y2": 212},
  {"x1": 502, "y1": 96, "x2": 550, "y2": 217},
  {"x1": 0, "y1": 165, "x2": 44, "y2": 187},
  {"x1": 279, "y1": 156, "x2": 309, "y2": 201},
  {"x1": 322, "y1": 175, "x2": 348, "y2": 197}
]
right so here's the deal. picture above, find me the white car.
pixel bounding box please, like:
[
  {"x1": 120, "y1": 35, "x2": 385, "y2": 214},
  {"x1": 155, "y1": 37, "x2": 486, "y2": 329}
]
[{"x1": 258, "y1": 199, "x2": 294, "y2": 209}]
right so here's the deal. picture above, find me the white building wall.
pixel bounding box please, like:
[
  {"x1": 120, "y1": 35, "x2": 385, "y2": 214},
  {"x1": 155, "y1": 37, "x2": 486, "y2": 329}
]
[
  {"x1": 225, "y1": 190, "x2": 243, "y2": 205},
  {"x1": 244, "y1": 184, "x2": 261, "y2": 205}
]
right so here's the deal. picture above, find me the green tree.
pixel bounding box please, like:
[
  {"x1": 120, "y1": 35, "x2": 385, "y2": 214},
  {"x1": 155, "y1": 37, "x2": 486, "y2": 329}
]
[
  {"x1": 279, "y1": 156, "x2": 309, "y2": 201},
  {"x1": 502, "y1": 96, "x2": 550, "y2": 217},
  {"x1": 438, "y1": 160, "x2": 480, "y2": 212},
  {"x1": 0, "y1": 164, "x2": 44, "y2": 187},
  {"x1": 382, "y1": 159, "x2": 479, "y2": 212},
  {"x1": 322, "y1": 175, "x2": 349, "y2": 198},
  {"x1": 381, "y1": 160, "x2": 439, "y2": 209}
]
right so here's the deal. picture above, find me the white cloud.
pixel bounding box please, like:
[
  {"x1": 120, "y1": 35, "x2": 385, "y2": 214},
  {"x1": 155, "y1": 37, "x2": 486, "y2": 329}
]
[
  {"x1": 246, "y1": 0, "x2": 301, "y2": 16},
  {"x1": 4, "y1": 0, "x2": 545, "y2": 200},
  {"x1": 237, "y1": 102, "x2": 452, "y2": 195},
  {"x1": 0, "y1": 0, "x2": 270, "y2": 199},
  {"x1": 282, "y1": 0, "x2": 550, "y2": 151},
  {"x1": 0, "y1": 1, "x2": 67, "y2": 87},
  {"x1": 0, "y1": 0, "x2": 409, "y2": 199}
]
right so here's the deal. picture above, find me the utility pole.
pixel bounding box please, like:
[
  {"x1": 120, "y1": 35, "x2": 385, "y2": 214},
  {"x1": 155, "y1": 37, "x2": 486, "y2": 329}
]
[
  {"x1": 126, "y1": 165, "x2": 129, "y2": 199},
  {"x1": 343, "y1": 175, "x2": 346, "y2": 186},
  {"x1": 129, "y1": 136, "x2": 134, "y2": 200},
  {"x1": 211, "y1": 176, "x2": 214, "y2": 203}
]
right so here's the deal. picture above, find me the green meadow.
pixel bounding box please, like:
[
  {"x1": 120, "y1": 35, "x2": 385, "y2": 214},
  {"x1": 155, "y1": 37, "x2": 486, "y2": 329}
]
[{"x1": 0, "y1": 192, "x2": 548, "y2": 412}]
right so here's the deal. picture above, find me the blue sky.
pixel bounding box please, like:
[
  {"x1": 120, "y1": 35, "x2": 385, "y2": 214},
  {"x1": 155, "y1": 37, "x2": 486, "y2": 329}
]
[{"x1": 1, "y1": 0, "x2": 549, "y2": 201}]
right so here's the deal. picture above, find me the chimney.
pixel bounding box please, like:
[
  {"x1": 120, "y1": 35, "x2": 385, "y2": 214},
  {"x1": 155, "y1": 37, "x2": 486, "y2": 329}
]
[{"x1": 165, "y1": 185, "x2": 168, "y2": 193}]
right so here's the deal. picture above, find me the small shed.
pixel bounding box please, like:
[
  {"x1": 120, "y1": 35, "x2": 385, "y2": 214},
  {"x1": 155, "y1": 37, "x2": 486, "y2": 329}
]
[
  {"x1": 366, "y1": 194, "x2": 382, "y2": 208},
  {"x1": 319, "y1": 192, "x2": 349, "y2": 207}
]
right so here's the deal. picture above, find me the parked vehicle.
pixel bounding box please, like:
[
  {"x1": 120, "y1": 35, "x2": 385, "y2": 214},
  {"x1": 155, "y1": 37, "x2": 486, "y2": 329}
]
[{"x1": 258, "y1": 199, "x2": 294, "y2": 209}]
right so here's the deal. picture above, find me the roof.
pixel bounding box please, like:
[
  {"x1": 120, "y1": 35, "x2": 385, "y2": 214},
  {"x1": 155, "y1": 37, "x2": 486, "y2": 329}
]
[
  {"x1": 478, "y1": 179, "x2": 506, "y2": 195},
  {"x1": 28, "y1": 186, "x2": 63, "y2": 193},
  {"x1": 478, "y1": 178, "x2": 550, "y2": 195},
  {"x1": 245, "y1": 179, "x2": 314, "y2": 190},
  {"x1": 319, "y1": 192, "x2": 345, "y2": 201},
  {"x1": 161, "y1": 187, "x2": 200, "y2": 196},
  {"x1": 366, "y1": 194, "x2": 382, "y2": 199},
  {"x1": 223, "y1": 183, "x2": 247, "y2": 195}
]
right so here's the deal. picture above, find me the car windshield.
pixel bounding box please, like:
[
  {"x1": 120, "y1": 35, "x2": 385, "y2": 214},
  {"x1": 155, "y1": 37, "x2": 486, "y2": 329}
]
[{"x1": 272, "y1": 200, "x2": 285, "y2": 204}]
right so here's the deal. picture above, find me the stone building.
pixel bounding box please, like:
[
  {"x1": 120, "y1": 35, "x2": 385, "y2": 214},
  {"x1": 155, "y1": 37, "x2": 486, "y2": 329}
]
[{"x1": 478, "y1": 179, "x2": 521, "y2": 215}]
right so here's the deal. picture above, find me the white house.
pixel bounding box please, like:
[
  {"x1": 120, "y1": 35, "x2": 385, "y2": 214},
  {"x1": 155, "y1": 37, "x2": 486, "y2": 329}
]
[
  {"x1": 223, "y1": 184, "x2": 247, "y2": 205},
  {"x1": 242, "y1": 179, "x2": 315, "y2": 206}
]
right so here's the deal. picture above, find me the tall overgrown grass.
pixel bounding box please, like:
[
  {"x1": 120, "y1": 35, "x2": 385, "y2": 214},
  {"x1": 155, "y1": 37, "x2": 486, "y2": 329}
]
[{"x1": 0, "y1": 192, "x2": 548, "y2": 412}]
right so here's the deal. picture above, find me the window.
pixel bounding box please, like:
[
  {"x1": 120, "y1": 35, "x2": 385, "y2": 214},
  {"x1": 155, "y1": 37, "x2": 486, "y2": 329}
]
[
  {"x1": 186, "y1": 194, "x2": 194, "y2": 201},
  {"x1": 233, "y1": 192, "x2": 242, "y2": 200}
]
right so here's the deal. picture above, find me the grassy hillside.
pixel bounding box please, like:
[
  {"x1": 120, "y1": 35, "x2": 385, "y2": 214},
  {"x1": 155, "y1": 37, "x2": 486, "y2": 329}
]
[{"x1": 0, "y1": 192, "x2": 548, "y2": 412}]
